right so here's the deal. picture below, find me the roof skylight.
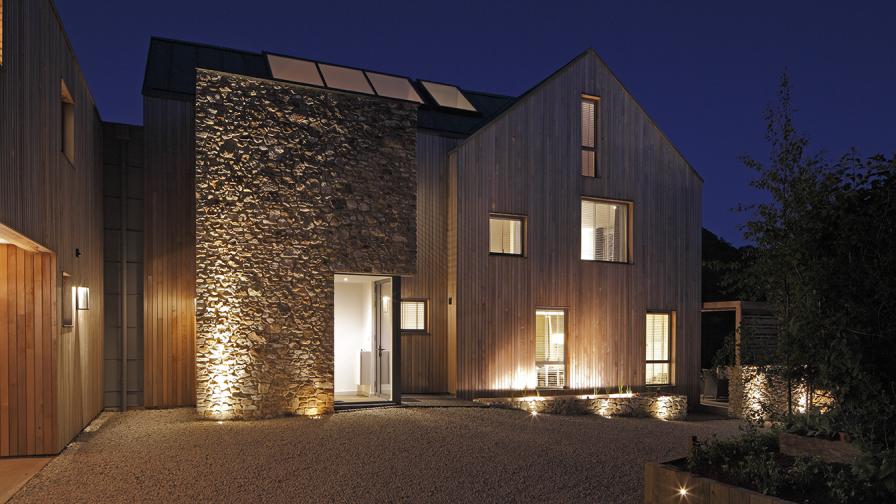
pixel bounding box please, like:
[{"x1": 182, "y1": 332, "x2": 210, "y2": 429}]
[
  {"x1": 420, "y1": 81, "x2": 477, "y2": 111},
  {"x1": 266, "y1": 55, "x2": 323, "y2": 86},
  {"x1": 318, "y1": 64, "x2": 374, "y2": 94},
  {"x1": 366, "y1": 72, "x2": 423, "y2": 103}
]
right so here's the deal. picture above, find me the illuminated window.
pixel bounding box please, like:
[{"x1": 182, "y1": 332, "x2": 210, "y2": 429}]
[
  {"x1": 366, "y1": 72, "x2": 423, "y2": 103},
  {"x1": 536, "y1": 310, "x2": 566, "y2": 388},
  {"x1": 318, "y1": 64, "x2": 374, "y2": 94},
  {"x1": 267, "y1": 55, "x2": 323, "y2": 86},
  {"x1": 581, "y1": 95, "x2": 599, "y2": 176},
  {"x1": 646, "y1": 312, "x2": 672, "y2": 385},
  {"x1": 420, "y1": 81, "x2": 477, "y2": 111},
  {"x1": 61, "y1": 80, "x2": 75, "y2": 164},
  {"x1": 489, "y1": 215, "x2": 524, "y2": 255},
  {"x1": 400, "y1": 300, "x2": 426, "y2": 332},
  {"x1": 581, "y1": 198, "x2": 630, "y2": 262}
]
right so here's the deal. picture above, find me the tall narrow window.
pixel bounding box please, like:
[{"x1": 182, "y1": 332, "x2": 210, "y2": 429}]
[
  {"x1": 489, "y1": 215, "x2": 524, "y2": 255},
  {"x1": 535, "y1": 310, "x2": 566, "y2": 388},
  {"x1": 581, "y1": 198, "x2": 630, "y2": 262},
  {"x1": 400, "y1": 300, "x2": 427, "y2": 332},
  {"x1": 581, "y1": 95, "x2": 599, "y2": 177},
  {"x1": 61, "y1": 80, "x2": 75, "y2": 164},
  {"x1": 646, "y1": 312, "x2": 672, "y2": 385}
]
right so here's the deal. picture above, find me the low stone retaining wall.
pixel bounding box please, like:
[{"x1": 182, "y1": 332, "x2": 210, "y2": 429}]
[{"x1": 474, "y1": 394, "x2": 687, "y2": 421}]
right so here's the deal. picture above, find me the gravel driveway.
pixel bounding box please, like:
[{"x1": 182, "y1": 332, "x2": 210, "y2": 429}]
[{"x1": 12, "y1": 407, "x2": 743, "y2": 503}]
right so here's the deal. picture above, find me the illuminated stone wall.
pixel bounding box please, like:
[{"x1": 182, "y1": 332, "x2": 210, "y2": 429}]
[{"x1": 194, "y1": 69, "x2": 417, "y2": 419}]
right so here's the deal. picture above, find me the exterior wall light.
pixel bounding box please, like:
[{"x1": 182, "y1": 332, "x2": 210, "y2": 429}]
[{"x1": 76, "y1": 286, "x2": 90, "y2": 310}]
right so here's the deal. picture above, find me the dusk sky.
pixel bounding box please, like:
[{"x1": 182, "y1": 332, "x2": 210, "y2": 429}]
[{"x1": 55, "y1": 0, "x2": 896, "y2": 245}]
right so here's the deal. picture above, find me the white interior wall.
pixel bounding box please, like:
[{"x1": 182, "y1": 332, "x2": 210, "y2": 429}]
[{"x1": 334, "y1": 279, "x2": 373, "y2": 394}]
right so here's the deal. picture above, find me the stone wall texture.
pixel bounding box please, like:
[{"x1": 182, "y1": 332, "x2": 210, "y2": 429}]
[
  {"x1": 475, "y1": 394, "x2": 688, "y2": 421},
  {"x1": 194, "y1": 69, "x2": 417, "y2": 419}
]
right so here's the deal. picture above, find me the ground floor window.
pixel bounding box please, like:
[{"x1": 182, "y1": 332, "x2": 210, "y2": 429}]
[
  {"x1": 535, "y1": 309, "x2": 566, "y2": 388},
  {"x1": 645, "y1": 312, "x2": 672, "y2": 385},
  {"x1": 400, "y1": 299, "x2": 427, "y2": 332}
]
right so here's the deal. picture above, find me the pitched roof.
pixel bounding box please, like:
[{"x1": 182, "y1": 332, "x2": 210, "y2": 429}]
[{"x1": 142, "y1": 37, "x2": 516, "y2": 136}]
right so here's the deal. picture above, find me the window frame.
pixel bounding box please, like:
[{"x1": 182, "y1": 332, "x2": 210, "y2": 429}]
[
  {"x1": 399, "y1": 298, "x2": 428, "y2": 334},
  {"x1": 580, "y1": 94, "x2": 600, "y2": 178},
  {"x1": 645, "y1": 310, "x2": 675, "y2": 387},
  {"x1": 580, "y1": 196, "x2": 633, "y2": 264},
  {"x1": 60, "y1": 79, "x2": 75, "y2": 165},
  {"x1": 535, "y1": 307, "x2": 569, "y2": 390},
  {"x1": 488, "y1": 213, "x2": 526, "y2": 257}
]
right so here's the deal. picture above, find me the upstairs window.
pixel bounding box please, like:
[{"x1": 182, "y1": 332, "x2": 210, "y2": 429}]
[
  {"x1": 646, "y1": 312, "x2": 672, "y2": 385},
  {"x1": 489, "y1": 215, "x2": 524, "y2": 255},
  {"x1": 536, "y1": 310, "x2": 566, "y2": 388},
  {"x1": 581, "y1": 95, "x2": 599, "y2": 177},
  {"x1": 400, "y1": 300, "x2": 427, "y2": 332},
  {"x1": 581, "y1": 198, "x2": 630, "y2": 262},
  {"x1": 61, "y1": 80, "x2": 75, "y2": 164}
]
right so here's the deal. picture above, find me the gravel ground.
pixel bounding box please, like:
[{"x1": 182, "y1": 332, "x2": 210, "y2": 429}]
[{"x1": 13, "y1": 407, "x2": 743, "y2": 503}]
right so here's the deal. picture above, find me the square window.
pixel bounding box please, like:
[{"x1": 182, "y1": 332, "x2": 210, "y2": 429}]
[
  {"x1": 581, "y1": 199, "x2": 630, "y2": 262},
  {"x1": 489, "y1": 215, "x2": 524, "y2": 255},
  {"x1": 400, "y1": 300, "x2": 426, "y2": 332}
]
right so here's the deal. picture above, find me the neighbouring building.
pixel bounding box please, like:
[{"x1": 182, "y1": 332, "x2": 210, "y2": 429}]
[{"x1": 1, "y1": 0, "x2": 702, "y2": 450}]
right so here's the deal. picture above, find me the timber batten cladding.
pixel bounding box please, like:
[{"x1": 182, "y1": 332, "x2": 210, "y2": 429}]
[
  {"x1": 136, "y1": 41, "x2": 701, "y2": 406},
  {"x1": 450, "y1": 51, "x2": 702, "y2": 402},
  {"x1": 0, "y1": 0, "x2": 105, "y2": 455}
]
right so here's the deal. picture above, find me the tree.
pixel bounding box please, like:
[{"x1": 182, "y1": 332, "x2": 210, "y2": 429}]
[{"x1": 739, "y1": 72, "x2": 896, "y2": 491}]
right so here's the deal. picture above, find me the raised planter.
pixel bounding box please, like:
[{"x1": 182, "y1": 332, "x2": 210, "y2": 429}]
[
  {"x1": 778, "y1": 432, "x2": 862, "y2": 465},
  {"x1": 474, "y1": 393, "x2": 687, "y2": 421},
  {"x1": 645, "y1": 459, "x2": 795, "y2": 504}
]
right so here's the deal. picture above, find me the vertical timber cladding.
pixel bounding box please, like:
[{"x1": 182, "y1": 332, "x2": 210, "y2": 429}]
[
  {"x1": 194, "y1": 70, "x2": 417, "y2": 418},
  {"x1": 452, "y1": 51, "x2": 702, "y2": 403}
]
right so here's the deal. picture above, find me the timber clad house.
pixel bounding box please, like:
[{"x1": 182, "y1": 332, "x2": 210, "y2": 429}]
[{"x1": 0, "y1": 0, "x2": 701, "y2": 455}]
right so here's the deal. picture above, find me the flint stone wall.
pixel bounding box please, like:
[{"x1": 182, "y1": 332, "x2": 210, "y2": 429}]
[
  {"x1": 475, "y1": 394, "x2": 688, "y2": 421},
  {"x1": 194, "y1": 69, "x2": 417, "y2": 419}
]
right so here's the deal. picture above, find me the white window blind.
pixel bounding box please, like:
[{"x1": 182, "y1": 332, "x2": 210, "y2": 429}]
[
  {"x1": 400, "y1": 301, "x2": 426, "y2": 331},
  {"x1": 489, "y1": 217, "x2": 523, "y2": 255},
  {"x1": 535, "y1": 310, "x2": 566, "y2": 388},
  {"x1": 581, "y1": 199, "x2": 629, "y2": 262},
  {"x1": 645, "y1": 313, "x2": 671, "y2": 385},
  {"x1": 581, "y1": 97, "x2": 597, "y2": 176}
]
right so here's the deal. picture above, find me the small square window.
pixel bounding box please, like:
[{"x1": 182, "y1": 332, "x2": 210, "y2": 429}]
[
  {"x1": 489, "y1": 215, "x2": 524, "y2": 255},
  {"x1": 400, "y1": 300, "x2": 427, "y2": 332}
]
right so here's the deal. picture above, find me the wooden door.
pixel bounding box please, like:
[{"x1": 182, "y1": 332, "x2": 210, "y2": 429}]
[{"x1": 0, "y1": 244, "x2": 57, "y2": 456}]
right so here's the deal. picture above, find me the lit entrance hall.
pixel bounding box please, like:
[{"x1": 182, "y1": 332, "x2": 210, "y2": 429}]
[{"x1": 333, "y1": 274, "x2": 396, "y2": 404}]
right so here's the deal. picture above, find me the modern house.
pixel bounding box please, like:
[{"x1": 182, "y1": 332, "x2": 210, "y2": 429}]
[{"x1": 1, "y1": 0, "x2": 701, "y2": 454}]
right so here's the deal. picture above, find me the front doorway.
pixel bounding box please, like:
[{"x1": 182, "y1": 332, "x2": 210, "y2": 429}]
[{"x1": 333, "y1": 274, "x2": 395, "y2": 404}]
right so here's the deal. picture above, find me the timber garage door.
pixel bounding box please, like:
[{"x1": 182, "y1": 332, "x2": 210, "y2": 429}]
[{"x1": 0, "y1": 243, "x2": 57, "y2": 456}]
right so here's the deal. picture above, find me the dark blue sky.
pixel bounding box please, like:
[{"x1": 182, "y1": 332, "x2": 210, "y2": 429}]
[{"x1": 56, "y1": 0, "x2": 896, "y2": 245}]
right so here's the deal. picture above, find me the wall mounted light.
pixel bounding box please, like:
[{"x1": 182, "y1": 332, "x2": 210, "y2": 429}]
[{"x1": 76, "y1": 286, "x2": 90, "y2": 310}]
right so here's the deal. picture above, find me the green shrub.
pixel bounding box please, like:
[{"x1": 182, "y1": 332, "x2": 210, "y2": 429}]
[{"x1": 686, "y1": 430, "x2": 890, "y2": 503}]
